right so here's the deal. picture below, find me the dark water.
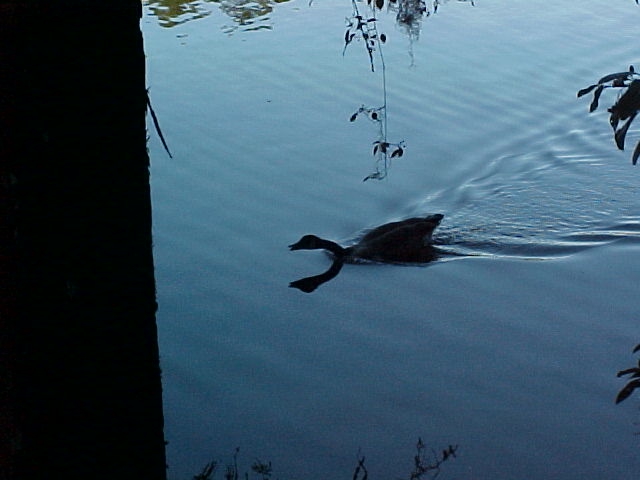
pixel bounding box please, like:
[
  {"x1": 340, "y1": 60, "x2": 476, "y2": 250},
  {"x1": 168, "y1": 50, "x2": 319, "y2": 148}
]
[{"x1": 143, "y1": 1, "x2": 640, "y2": 478}]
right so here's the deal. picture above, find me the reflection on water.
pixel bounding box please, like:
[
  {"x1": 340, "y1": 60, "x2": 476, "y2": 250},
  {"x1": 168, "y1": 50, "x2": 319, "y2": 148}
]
[
  {"x1": 220, "y1": 0, "x2": 290, "y2": 32},
  {"x1": 390, "y1": 0, "x2": 475, "y2": 64},
  {"x1": 143, "y1": 0, "x2": 472, "y2": 35},
  {"x1": 145, "y1": 0, "x2": 216, "y2": 27},
  {"x1": 144, "y1": 0, "x2": 290, "y2": 31},
  {"x1": 144, "y1": 0, "x2": 640, "y2": 478},
  {"x1": 289, "y1": 215, "x2": 445, "y2": 291}
]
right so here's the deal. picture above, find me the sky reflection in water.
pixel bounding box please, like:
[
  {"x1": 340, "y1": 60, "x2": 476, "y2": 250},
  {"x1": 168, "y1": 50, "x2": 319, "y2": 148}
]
[{"x1": 143, "y1": 1, "x2": 640, "y2": 479}]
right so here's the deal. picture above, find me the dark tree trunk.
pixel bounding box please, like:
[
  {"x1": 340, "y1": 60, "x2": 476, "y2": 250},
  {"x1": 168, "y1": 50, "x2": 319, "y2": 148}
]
[{"x1": 0, "y1": 1, "x2": 167, "y2": 478}]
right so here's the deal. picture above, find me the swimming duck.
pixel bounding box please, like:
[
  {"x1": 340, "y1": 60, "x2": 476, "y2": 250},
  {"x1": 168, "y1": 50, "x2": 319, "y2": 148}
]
[{"x1": 289, "y1": 214, "x2": 444, "y2": 264}]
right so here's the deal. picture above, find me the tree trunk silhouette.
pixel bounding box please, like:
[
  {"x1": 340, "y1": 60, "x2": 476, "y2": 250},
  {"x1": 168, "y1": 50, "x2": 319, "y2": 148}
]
[{"x1": 0, "y1": 1, "x2": 167, "y2": 478}]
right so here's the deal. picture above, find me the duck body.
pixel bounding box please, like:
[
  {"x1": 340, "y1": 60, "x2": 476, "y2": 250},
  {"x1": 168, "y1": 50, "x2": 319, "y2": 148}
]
[{"x1": 289, "y1": 214, "x2": 444, "y2": 264}]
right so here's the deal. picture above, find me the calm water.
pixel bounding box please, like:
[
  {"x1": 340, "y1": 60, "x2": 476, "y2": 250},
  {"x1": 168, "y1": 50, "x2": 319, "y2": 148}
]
[{"x1": 143, "y1": 1, "x2": 640, "y2": 478}]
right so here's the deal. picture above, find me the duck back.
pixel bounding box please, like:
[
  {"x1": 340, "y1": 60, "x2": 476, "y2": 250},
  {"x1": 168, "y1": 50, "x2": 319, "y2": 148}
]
[{"x1": 352, "y1": 215, "x2": 443, "y2": 263}]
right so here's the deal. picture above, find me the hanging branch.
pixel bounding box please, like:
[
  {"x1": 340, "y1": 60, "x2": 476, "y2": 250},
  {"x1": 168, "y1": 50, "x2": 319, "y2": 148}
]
[
  {"x1": 343, "y1": 0, "x2": 406, "y2": 181},
  {"x1": 578, "y1": 65, "x2": 640, "y2": 164}
]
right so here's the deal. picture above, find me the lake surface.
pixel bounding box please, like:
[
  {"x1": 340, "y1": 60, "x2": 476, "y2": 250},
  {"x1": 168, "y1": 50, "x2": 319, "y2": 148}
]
[{"x1": 142, "y1": 1, "x2": 640, "y2": 478}]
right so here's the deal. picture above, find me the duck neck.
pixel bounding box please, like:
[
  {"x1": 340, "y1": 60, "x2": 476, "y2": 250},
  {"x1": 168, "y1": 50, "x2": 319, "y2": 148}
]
[{"x1": 317, "y1": 238, "x2": 347, "y2": 257}]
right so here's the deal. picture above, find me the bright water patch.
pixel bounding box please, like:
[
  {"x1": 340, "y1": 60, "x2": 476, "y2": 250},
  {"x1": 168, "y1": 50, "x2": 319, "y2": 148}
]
[{"x1": 428, "y1": 146, "x2": 640, "y2": 259}]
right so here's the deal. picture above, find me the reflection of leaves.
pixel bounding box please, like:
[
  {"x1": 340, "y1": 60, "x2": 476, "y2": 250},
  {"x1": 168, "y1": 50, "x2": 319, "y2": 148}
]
[
  {"x1": 392, "y1": 0, "x2": 474, "y2": 43},
  {"x1": 343, "y1": 14, "x2": 383, "y2": 72},
  {"x1": 145, "y1": 0, "x2": 285, "y2": 32},
  {"x1": 616, "y1": 343, "x2": 640, "y2": 404},
  {"x1": 145, "y1": 0, "x2": 216, "y2": 27},
  {"x1": 349, "y1": 105, "x2": 383, "y2": 123},
  {"x1": 373, "y1": 141, "x2": 389, "y2": 155},
  {"x1": 194, "y1": 461, "x2": 217, "y2": 480},
  {"x1": 578, "y1": 66, "x2": 640, "y2": 165},
  {"x1": 352, "y1": 439, "x2": 457, "y2": 480},
  {"x1": 409, "y1": 437, "x2": 458, "y2": 480},
  {"x1": 250, "y1": 460, "x2": 272, "y2": 480}
]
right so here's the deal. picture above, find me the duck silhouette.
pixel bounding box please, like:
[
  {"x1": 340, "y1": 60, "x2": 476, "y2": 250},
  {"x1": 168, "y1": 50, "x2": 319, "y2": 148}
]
[{"x1": 289, "y1": 214, "x2": 444, "y2": 292}]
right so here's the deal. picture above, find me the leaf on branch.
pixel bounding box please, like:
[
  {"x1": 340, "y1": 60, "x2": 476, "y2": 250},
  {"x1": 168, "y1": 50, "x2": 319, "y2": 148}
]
[
  {"x1": 350, "y1": 112, "x2": 358, "y2": 122},
  {"x1": 577, "y1": 84, "x2": 597, "y2": 98},
  {"x1": 633, "y1": 140, "x2": 640, "y2": 165},
  {"x1": 617, "y1": 367, "x2": 640, "y2": 378},
  {"x1": 597, "y1": 69, "x2": 634, "y2": 85},
  {"x1": 616, "y1": 379, "x2": 640, "y2": 404},
  {"x1": 441, "y1": 445, "x2": 458, "y2": 461},
  {"x1": 391, "y1": 147, "x2": 404, "y2": 158},
  {"x1": 363, "y1": 172, "x2": 383, "y2": 181},
  {"x1": 614, "y1": 113, "x2": 637, "y2": 150},
  {"x1": 345, "y1": 31, "x2": 356, "y2": 47},
  {"x1": 372, "y1": 141, "x2": 385, "y2": 155},
  {"x1": 609, "y1": 80, "x2": 640, "y2": 131},
  {"x1": 589, "y1": 84, "x2": 604, "y2": 112}
]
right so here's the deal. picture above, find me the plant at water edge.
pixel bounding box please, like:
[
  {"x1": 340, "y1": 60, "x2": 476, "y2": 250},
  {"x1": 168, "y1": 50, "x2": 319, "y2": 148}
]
[
  {"x1": 616, "y1": 343, "x2": 640, "y2": 404},
  {"x1": 353, "y1": 438, "x2": 458, "y2": 480},
  {"x1": 192, "y1": 439, "x2": 457, "y2": 480},
  {"x1": 193, "y1": 448, "x2": 273, "y2": 480}
]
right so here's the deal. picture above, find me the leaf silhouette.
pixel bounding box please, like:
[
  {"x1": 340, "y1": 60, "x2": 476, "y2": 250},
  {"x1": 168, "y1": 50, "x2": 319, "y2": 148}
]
[
  {"x1": 597, "y1": 70, "x2": 634, "y2": 85},
  {"x1": 391, "y1": 147, "x2": 404, "y2": 158},
  {"x1": 375, "y1": 0, "x2": 384, "y2": 9},
  {"x1": 350, "y1": 112, "x2": 358, "y2": 122},
  {"x1": 614, "y1": 112, "x2": 637, "y2": 150},
  {"x1": 363, "y1": 172, "x2": 383, "y2": 182},
  {"x1": 610, "y1": 111, "x2": 620, "y2": 131},
  {"x1": 608, "y1": 80, "x2": 640, "y2": 130},
  {"x1": 617, "y1": 367, "x2": 640, "y2": 378},
  {"x1": 577, "y1": 84, "x2": 597, "y2": 98},
  {"x1": 616, "y1": 379, "x2": 640, "y2": 404},
  {"x1": 633, "y1": 140, "x2": 640, "y2": 165},
  {"x1": 589, "y1": 85, "x2": 604, "y2": 112},
  {"x1": 633, "y1": 343, "x2": 640, "y2": 353}
]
